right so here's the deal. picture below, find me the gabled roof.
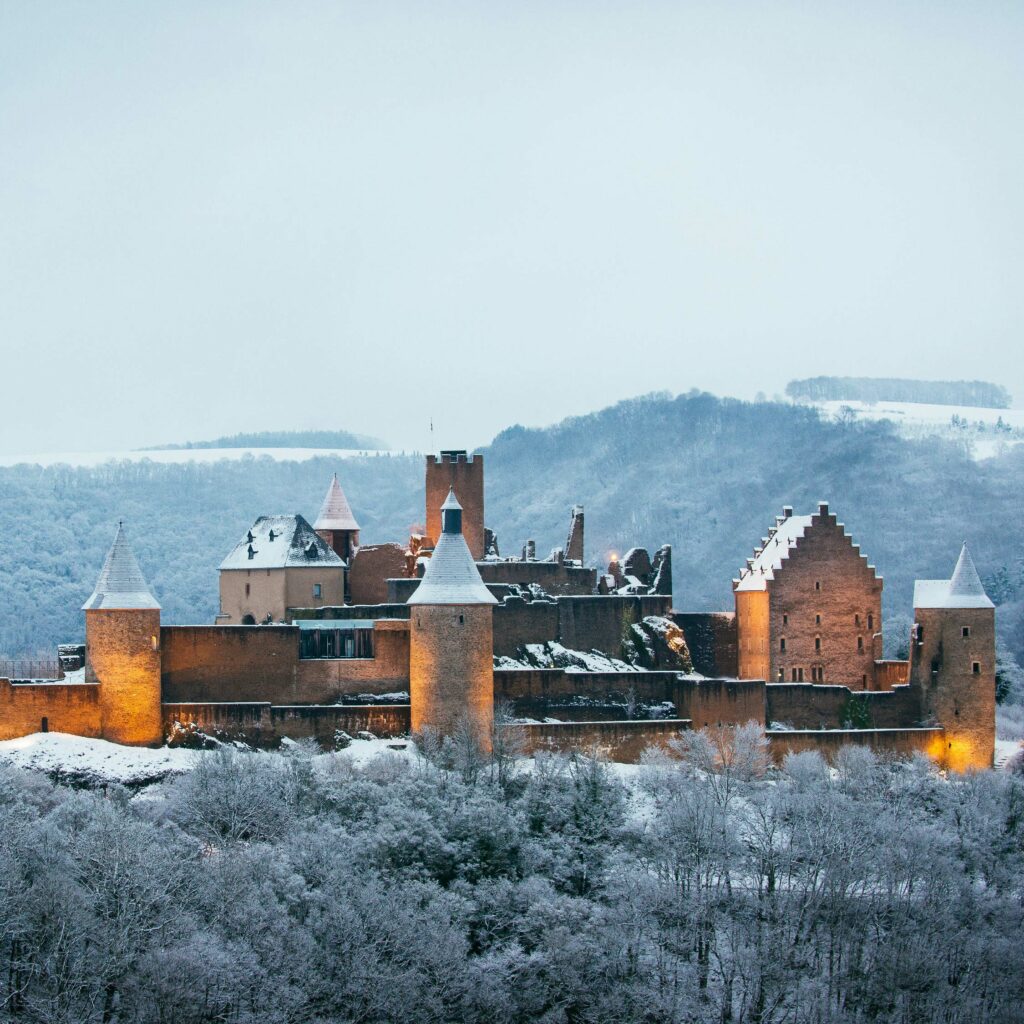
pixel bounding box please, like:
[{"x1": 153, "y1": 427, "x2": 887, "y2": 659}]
[
  {"x1": 314, "y1": 474, "x2": 360, "y2": 532},
  {"x1": 83, "y1": 523, "x2": 161, "y2": 610},
  {"x1": 408, "y1": 491, "x2": 496, "y2": 606},
  {"x1": 914, "y1": 544, "x2": 994, "y2": 609},
  {"x1": 220, "y1": 514, "x2": 346, "y2": 570},
  {"x1": 734, "y1": 514, "x2": 814, "y2": 592}
]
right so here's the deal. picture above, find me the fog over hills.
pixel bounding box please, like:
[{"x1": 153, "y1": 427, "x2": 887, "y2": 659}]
[{"x1": 2, "y1": 393, "x2": 1023, "y2": 672}]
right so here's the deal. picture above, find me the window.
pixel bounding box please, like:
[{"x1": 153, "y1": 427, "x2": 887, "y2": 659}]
[
  {"x1": 792, "y1": 668, "x2": 798, "y2": 681},
  {"x1": 867, "y1": 613, "x2": 874, "y2": 631},
  {"x1": 41, "y1": 716, "x2": 48, "y2": 733},
  {"x1": 798, "y1": 668, "x2": 804, "y2": 681},
  {"x1": 815, "y1": 581, "x2": 821, "y2": 591},
  {"x1": 811, "y1": 666, "x2": 823, "y2": 682},
  {"x1": 815, "y1": 613, "x2": 821, "y2": 625},
  {"x1": 973, "y1": 662, "x2": 981, "y2": 675},
  {"x1": 783, "y1": 613, "x2": 789, "y2": 626},
  {"x1": 780, "y1": 638, "x2": 786, "y2": 653},
  {"x1": 313, "y1": 583, "x2": 322, "y2": 599},
  {"x1": 815, "y1": 636, "x2": 821, "y2": 652},
  {"x1": 777, "y1": 669, "x2": 784, "y2": 681},
  {"x1": 458, "y1": 614, "x2": 465, "y2": 624},
  {"x1": 857, "y1": 636, "x2": 864, "y2": 653},
  {"x1": 300, "y1": 623, "x2": 374, "y2": 660},
  {"x1": 862, "y1": 674, "x2": 868, "y2": 687},
  {"x1": 855, "y1": 614, "x2": 861, "y2": 626},
  {"x1": 245, "y1": 583, "x2": 250, "y2": 597},
  {"x1": 962, "y1": 626, "x2": 971, "y2": 638}
]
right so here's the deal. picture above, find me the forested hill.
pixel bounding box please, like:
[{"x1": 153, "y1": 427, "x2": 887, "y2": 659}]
[{"x1": 2, "y1": 392, "x2": 1023, "y2": 661}]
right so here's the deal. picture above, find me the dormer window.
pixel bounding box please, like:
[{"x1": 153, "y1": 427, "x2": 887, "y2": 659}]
[
  {"x1": 247, "y1": 530, "x2": 254, "y2": 544},
  {"x1": 269, "y1": 529, "x2": 277, "y2": 542},
  {"x1": 247, "y1": 544, "x2": 255, "y2": 560}
]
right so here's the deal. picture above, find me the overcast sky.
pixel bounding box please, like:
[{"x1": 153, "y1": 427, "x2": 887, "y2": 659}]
[{"x1": 0, "y1": 2, "x2": 1021, "y2": 455}]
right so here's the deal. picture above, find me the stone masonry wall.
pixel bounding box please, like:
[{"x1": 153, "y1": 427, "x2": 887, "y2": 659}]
[
  {"x1": 766, "y1": 682, "x2": 921, "y2": 730},
  {"x1": 349, "y1": 544, "x2": 409, "y2": 606},
  {"x1": 513, "y1": 719, "x2": 691, "y2": 763},
  {"x1": 163, "y1": 702, "x2": 410, "y2": 747},
  {"x1": 0, "y1": 678, "x2": 102, "y2": 741},
  {"x1": 766, "y1": 727, "x2": 945, "y2": 764}
]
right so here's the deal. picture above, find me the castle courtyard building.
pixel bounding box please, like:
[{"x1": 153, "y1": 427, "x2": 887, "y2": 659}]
[{"x1": 218, "y1": 514, "x2": 345, "y2": 625}]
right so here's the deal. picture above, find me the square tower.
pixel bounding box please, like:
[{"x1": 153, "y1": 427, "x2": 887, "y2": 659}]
[{"x1": 426, "y1": 451, "x2": 485, "y2": 560}]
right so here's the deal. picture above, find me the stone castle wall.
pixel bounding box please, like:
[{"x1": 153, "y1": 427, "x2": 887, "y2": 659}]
[
  {"x1": 766, "y1": 727, "x2": 945, "y2": 764},
  {"x1": 160, "y1": 622, "x2": 410, "y2": 704},
  {"x1": 766, "y1": 682, "x2": 921, "y2": 730},
  {"x1": 164, "y1": 702, "x2": 409, "y2": 746},
  {"x1": 349, "y1": 544, "x2": 409, "y2": 606},
  {"x1": 0, "y1": 678, "x2": 102, "y2": 741}
]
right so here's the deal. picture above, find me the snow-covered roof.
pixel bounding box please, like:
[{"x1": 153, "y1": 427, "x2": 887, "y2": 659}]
[
  {"x1": 220, "y1": 515, "x2": 345, "y2": 570},
  {"x1": 314, "y1": 474, "x2": 360, "y2": 532},
  {"x1": 83, "y1": 524, "x2": 160, "y2": 610},
  {"x1": 914, "y1": 544, "x2": 994, "y2": 609},
  {"x1": 734, "y1": 514, "x2": 814, "y2": 592},
  {"x1": 408, "y1": 491, "x2": 496, "y2": 606}
]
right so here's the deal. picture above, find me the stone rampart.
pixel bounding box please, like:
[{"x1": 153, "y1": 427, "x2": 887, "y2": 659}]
[
  {"x1": 766, "y1": 727, "x2": 944, "y2": 764},
  {"x1": 0, "y1": 678, "x2": 102, "y2": 741},
  {"x1": 766, "y1": 682, "x2": 921, "y2": 730},
  {"x1": 512, "y1": 718, "x2": 691, "y2": 763},
  {"x1": 163, "y1": 702, "x2": 410, "y2": 747}
]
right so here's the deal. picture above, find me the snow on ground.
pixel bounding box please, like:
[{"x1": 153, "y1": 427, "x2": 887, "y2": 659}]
[
  {"x1": 0, "y1": 733, "x2": 197, "y2": 786},
  {"x1": 809, "y1": 400, "x2": 1024, "y2": 460},
  {"x1": 0, "y1": 447, "x2": 390, "y2": 469}
]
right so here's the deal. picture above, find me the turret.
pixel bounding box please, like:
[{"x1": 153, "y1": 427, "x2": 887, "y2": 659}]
[
  {"x1": 314, "y1": 473, "x2": 361, "y2": 561},
  {"x1": 83, "y1": 524, "x2": 163, "y2": 746},
  {"x1": 408, "y1": 489, "x2": 497, "y2": 745},
  {"x1": 910, "y1": 544, "x2": 995, "y2": 771}
]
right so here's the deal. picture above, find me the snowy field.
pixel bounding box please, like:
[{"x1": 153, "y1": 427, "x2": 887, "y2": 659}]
[
  {"x1": 0, "y1": 446, "x2": 390, "y2": 468},
  {"x1": 809, "y1": 400, "x2": 1024, "y2": 460}
]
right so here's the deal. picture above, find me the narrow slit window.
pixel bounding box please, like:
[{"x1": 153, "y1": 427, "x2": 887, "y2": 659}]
[
  {"x1": 815, "y1": 636, "x2": 821, "y2": 652},
  {"x1": 973, "y1": 662, "x2": 981, "y2": 675},
  {"x1": 780, "y1": 637, "x2": 786, "y2": 653},
  {"x1": 857, "y1": 636, "x2": 864, "y2": 653},
  {"x1": 867, "y1": 613, "x2": 874, "y2": 631}
]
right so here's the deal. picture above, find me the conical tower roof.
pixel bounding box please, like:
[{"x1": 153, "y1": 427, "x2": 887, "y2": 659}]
[
  {"x1": 912, "y1": 542, "x2": 994, "y2": 609},
  {"x1": 408, "y1": 491, "x2": 496, "y2": 606},
  {"x1": 83, "y1": 523, "x2": 160, "y2": 610},
  {"x1": 314, "y1": 473, "x2": 360, "y2": 532},
  {"x1": 949, "y1": 543, "x2": 986, "y2": 598}
]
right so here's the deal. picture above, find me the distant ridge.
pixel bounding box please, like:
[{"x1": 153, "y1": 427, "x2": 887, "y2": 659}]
[
  {"x1": 786, "y1": 377, "x2": 1011, "y2": 409},
  {"x1": 143, "y1": 429, "x2": 389, "y2": 451}
]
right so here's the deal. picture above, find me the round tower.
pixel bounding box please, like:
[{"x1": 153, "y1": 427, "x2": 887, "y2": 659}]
[
  {"x1": 408, "y1": 489, "x2": 497, "y2": 746},
  {"x1": 83, "y1": 523, "x2": 163, "y2": 746}
]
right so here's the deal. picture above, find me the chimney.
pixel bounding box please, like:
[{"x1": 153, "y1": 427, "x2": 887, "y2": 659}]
[{"x1": 783, "y1": 506, "x2": 793, "y2": 519}]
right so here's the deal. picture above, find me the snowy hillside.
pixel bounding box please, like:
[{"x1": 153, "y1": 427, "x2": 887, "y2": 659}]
[
  {"x1": 809, "y1": 400, "x2": 1024, "y2": 460},
  {"x1": 0, "y1": 446, "x2": 390, "y2": 469}
]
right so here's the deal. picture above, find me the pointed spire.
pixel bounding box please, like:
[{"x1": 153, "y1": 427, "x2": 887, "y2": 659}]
[
  {"x1": 408, "y1": 490, "x2": 495, "y2": 605},
  {"x1": 314, "y1": 473, "x2": 360, "y2": 532},
  {"x1": 949, "y1": 543, "x2": 986, "y2": 598},
  {"x1": 83, "y1": 523, "x2": 160, "y2": 610}
]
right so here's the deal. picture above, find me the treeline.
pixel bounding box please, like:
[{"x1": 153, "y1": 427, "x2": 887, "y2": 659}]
[
  {"x1": 149, "y1": 428, "x2": 388, "y2": 450},
  {"x1": 785, "y1": 376, "x2": 1012, "y2": 408},
  {"x1": 1, "y1": 730, "x2": 1022, "y2": 1023}
]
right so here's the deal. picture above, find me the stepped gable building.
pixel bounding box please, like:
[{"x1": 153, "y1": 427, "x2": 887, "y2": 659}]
[
  {"x1": 734, "y1": 502, "x2": 883, "y2": 689},
  {"x1": 217, "y1": 514, "x2": 344, "y2": 625},
  {"x1": 409, "y1": 490, "x2": 498, "y2": 744},
  {"x1": 910, "y1": 544, "x2": 996, "y2": 773}
]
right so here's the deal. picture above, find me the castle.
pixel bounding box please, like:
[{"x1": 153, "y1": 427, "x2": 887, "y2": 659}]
[{"x1": 0, "y1": 451, "x2": 996, "y2": 770}]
